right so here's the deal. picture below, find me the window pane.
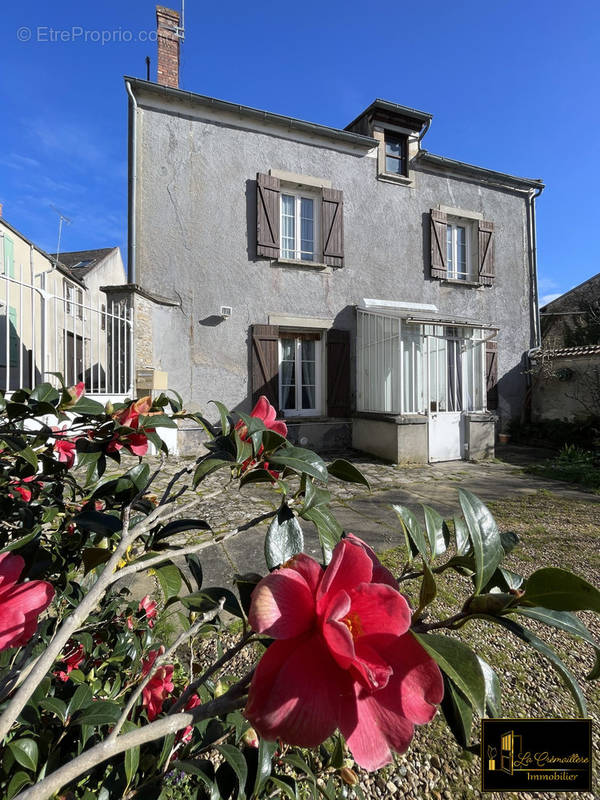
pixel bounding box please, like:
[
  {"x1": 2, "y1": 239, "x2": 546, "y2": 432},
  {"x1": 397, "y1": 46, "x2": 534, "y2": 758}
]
[
  {"x1": 280, "y1": 338, "x2": 295, "y2": 360},
  {"x1": 385, "y1": 155, "x2": 403, "y2": 174},
  {"x1": 301, "y1": 339, "x2": 315, "y2": 361},
  {"x1": 302, "y1": 361, "x2": 315, "y2": 385},
  {"x1": 302, "y1": 385, "x2": 316, "y2": 409},
  {"x1": 281, "y1": 360, "x2": 295, "y2": 385},
  {"x1": 300, "y1": 197, "x2": 314, "y2": 260},
  {"x1": 281, "y1": 195, "x2": 295, "y2": 258},
  {"x1": 281, "y1": 383, "x2": 295, "y2": 410},
  {"x1": 447, "y1": 226, "x2": 453, "y2": 272},
  {"x1": 386, "y1": 138, "x2": 403, "y2": 156},
  {"x1": 457, "y1": 226, "x2": 466, "y2": 275}
]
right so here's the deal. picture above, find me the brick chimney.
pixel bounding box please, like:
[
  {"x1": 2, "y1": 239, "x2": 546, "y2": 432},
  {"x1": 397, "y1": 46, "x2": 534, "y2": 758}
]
[{"x1": 156, "y1": 6, "x2": 180, "y2": 89}]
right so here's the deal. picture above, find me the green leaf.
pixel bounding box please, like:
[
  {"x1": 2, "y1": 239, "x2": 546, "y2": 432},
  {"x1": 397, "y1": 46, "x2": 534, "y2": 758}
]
[
  {"x1": 393, "y1": 505, "x2": 428, "y2": 561},
  {"x1": 139, "y1": 413, "x2": 177, "y2": 429},
  {"x1": 482, "y1": 566, "x2": 524, "y2": 593},
  {"x1": 72, "y1": 700, "x2": 122, "y2": 727},
  {"x1": 458, "y1": 489, "x2": 504, "y2": 594},
  {"x1": 268, "y1": 777, "x2": 298, "y2": 800},
  {"x1": 29, "y1": 382, "x2": 60, "y2": 404},
  {"x1": 8, "y1": 739, "x2": 38, "y2": 772},
  {"x1": 477, "y1": 655, "x2": 501, "y2": 717},
  {"x1": 16, "y1": 445, "x2": 39, "y2": 470},
  {"x1": 261, "y1": 430, "x2": 288, "y2": 452},
  {"x1": 516, "y1": 606, "x2": 600, "y2": 680},
  {"x1": 123, "y1": 462, "x2": 150, "y2": 493},
  {"x1": 180, "y1": 587, "x2": 244, "y2": 618},
  {"x1": 6, "y1": 772, "x2": 31, "y2": 799},
  {"x1": 234, "y1": 430, "x2": 253, "y2": 464},
  {"x1": 482, "y1": 615, "x2": 587, "y2": 717},
  {"x1": 454, "y1": 515, "x2": 470, "y2": 556},
  {"x1": 66, "y1": 684, "x2": 93, "y2": 718},
  {"x1": 265, "y1": 504, "x2": 304, "y2": 570},
  {"x1": 178, "y1": 760, "x2": 220, "y2": 800},
  {"x1": 239, "y1": 467, "x2": 278, "y2": 487},
  {"x1": 82, "y1": 547, "x2": 112, "y2": 575},
  {"x1": 415, "y1": 559, "x2": 437, "y2": 616},
  {"x1": 500, "y1": 530, "x2": 519, "y2": 555},
  {"x1": 157, "y1": 734, "x2": 176, "y2": 770},
  {"x1": 70, "y1": 396, "x2": 105, "y2": 415},
  {"x1": 0, "y1": 529, "x2": 39, "y2": 554},
  {"x1": 440, "y1": 675, "x2": 473, "y2": 748},
  {"x1": 210, "y1": 400, "x2": 231, "y2": 435},
  {"x1": 124, "y1": 743, "x2": 140, "y2": 787},
  {"x1": 193, "y1": 457, "x2": 232, "y2": 487},
  {"x1": 268, "y1": 445, "x2": 328, "y2": 483},
  {"x1": 422, "y1": 505, "x2": 449, "y2": 558},
  {"x1": 414, "y1": 632, "x2": 485, "y2": 716},
  {"x1": 327, "y1": 459, "x2": 370, "y2": 488},
  {"x1": 40, "y1": 696, "x2": 67, "y2": 722},
  {"x1": 301, "y1": 478, "x2": 331, "y2": 514},
  {"x1": 156, "y1": 564, "x2": 182, "y2": 602},
  {"x1": 301, "y1": 504, "x2": 342, "y2": 564},
  {"x1": 186, "y1": 553, "x2": 203, "y2": 590},
  {"x1": 254, "y1": 738, "x2": 277, "y2": 796},
  {"x1": 73, "y1": 511, "x2": 123, "y2": 535},
  {"x1": 155, "y1": 518, "x2": 211, "y2": 541},
  {"x1": 216, "y1": 744, "x2": 248, "y2": 800},
  {"x1": 521, "y1": 567, "x2": 600, "y2": 612},
  {"x1": 234, "y1": 572, "x2": 262, "y2": 617}
]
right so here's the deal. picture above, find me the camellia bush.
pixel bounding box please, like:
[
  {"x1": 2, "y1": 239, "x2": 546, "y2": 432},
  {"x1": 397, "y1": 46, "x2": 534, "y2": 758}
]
[{"x1": 0, "y1": 381, "x2": 599, "y2": 799}]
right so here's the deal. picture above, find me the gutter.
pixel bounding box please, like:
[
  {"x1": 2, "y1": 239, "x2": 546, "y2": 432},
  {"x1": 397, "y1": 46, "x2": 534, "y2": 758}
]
[{"x1": 126, "y1": 80, "x2": 137, "y2": 284}]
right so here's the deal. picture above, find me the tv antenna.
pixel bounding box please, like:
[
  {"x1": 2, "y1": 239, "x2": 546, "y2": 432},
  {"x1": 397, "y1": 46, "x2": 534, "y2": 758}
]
[{"x1": 50, "y1": 204, "x2": 72, "y2": 265}]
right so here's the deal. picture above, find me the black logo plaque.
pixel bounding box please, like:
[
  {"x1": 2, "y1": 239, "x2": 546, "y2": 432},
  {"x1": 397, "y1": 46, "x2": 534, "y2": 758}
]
[{"x1": 481, "y1": 719, "x2": 592, "y2": 792}]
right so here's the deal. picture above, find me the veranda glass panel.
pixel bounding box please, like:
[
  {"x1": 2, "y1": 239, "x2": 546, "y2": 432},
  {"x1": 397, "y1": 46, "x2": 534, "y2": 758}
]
[
  {"x1": 356, "y1": 311, "x2": 400, "y2": 413},
  {"x1": 401, "y1": 325, "x2": 424, "y2": 413}
]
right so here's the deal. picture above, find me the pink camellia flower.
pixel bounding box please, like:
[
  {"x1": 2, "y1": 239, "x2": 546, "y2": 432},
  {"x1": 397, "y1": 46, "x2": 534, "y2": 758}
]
[
  {"x1": 9, "y1": 476, "x2": 37, "y2": 503},
  {"x1": 55, "y1": 641, "x2": 85, "y2": 682},
  {"x1": 0, "y1": 553, "x2": 54, "y2": 652},
  {"x1": 235, "y1": 396, "x2": 288, "y2": 476},
  {"x1": 245, "y1": 536, "x2": 444, "y2": 771},
  {"x1": 108, "y1": 396, "x2": 153, "y2": 456},
  {"x1": 176, "y1": 692, "x2": 202, "y2": 744},
  {"x1": 139, "y1": 595, "x2": 157, "y2": 627},
  {"x1": 53, "y1": 438, "x2": 77, "y2": 468},
  {"x1": 141, "y1": 647, "x2": 175, "y2": 721},
  {"x1": 63, "y1": 381, "x2": 85, "y2": 406}
]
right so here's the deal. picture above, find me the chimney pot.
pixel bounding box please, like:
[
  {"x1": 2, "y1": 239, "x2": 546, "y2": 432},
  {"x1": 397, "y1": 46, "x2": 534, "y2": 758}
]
[{"x1": 156, "y1": 6, "x2": 180, "y2": 89}]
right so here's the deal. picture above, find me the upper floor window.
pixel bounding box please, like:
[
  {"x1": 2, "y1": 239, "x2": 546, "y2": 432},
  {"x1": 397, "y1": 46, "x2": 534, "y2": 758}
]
[
  {"x1": 446, "y1": 221, "x2": 472, "y2": 281},
  {"x1": 384, "y1": 132, "x2": 408, "y2": 177},
  {"x1": 281, "y1": 191, "x2": 319, "y2": 262},
  {"x1": 430, "y1": 208, "x2": 495, "y2": 286}
]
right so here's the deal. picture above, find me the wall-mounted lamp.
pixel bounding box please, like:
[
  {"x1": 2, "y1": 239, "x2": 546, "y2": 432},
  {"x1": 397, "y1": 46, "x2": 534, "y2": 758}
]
[{"x1": 220, "y1": 305, "x2": 232, "y2": 319}]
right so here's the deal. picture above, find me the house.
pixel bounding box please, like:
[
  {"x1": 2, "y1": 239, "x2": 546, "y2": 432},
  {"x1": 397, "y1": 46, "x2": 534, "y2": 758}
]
[
  {"x1": 120, "y1": 6, "x2": 544, "y2": 461},
  {"x1": 540, "y1": 273, "x2": 600, "y2": 350},
  {"x1": 0, "y1": 216, "x2": 131, "y2": 399}
]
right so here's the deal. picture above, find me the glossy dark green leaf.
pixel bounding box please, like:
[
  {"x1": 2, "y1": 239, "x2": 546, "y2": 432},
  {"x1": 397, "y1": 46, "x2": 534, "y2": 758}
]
[
  {"x1": 268, "y1": 777, "x2": 298, "y2": 800},
  {"x1": 156, "y1": 733, "x2": 176, "y2": 770},
  {"x1": 516, "y1": 606, "x2": 600, "y2": 680},
  {"x1": 422, "y1": 504, "x2": 449, "y2": 558},
  {"x1": 16, "y1": 445, "x2": 38, "y2": 470},
  {"x1": 178, "y1": 760, "x2": 220, "y2": 800},
  {"x1": 265, "y1": 504, "x2": 304, "y2": 570},
  {"x1": 186, "y1": 553, "x2": 203, "y2": 590},
  {"x1": 521, "y1": 567, "x2": 600, "y2": 612},
  {"x1": 500, "y1": 530, "x2": 519, "y2": 555},
  {"x1": 0, "y1": 529, "x2": 39, "y2": 553},
  {"x1": 139, "y1": 413, "x2": 177, "y2": 429},
  {"x1": 253, "y1": 737, "x2": 277, "y2": 797},
  {"x1": 82, "y1": 548, "x2": 112, "y2": 575},
  {"x1": 210, "y1": 400, "x2": 231, "y2": 435},
  {"x1": 458, "y1": 489, "x2": 504, "y2": 594},
  {"x1": 440, "y1": 675, "x2": 473, "y2": 748},
  {"x1": 261, "y1": 429, "x2": 288, "y2": 452},
  {"x1": 234, "y1": 430, "x2": 253, "y2": 464},
  {"x1": 155, "y1": 518, "x2": 211, "y2": 541},
  {"x1": 301, "y1": 504, "x2": 342, "y2": 564},
  {"x1": 414, "y1": 631, "x2": 485, "y2": 716},
  {"x1": 8, "y1": 739, "x2": 38, "y2": 772},
  {"x1": 477, "y1": 655, "x2": 501, "y2": 717},
  {"x1": 72, "y1": 700, "x2": 122, "y2": 727},
  {"x1": 29, "y1": 382, "x2": 60, "y2": 404},
  {"x1": 40, "y1": 697, "x2": 67, "y2": 722},
  {"x1": 301, "y1": 478, "x2": 331, "y2": 514},
  {"x1": 180, "y1": 587, "x2": 243, "y2": 618},
  {"x1": 415, "y1": 559, "x2": 437, "y2": 616},
  {"x1": 124, "y1": 743, "x2": 140, "y2": 787},
  {"x1": 216, "y1": 744, "x2": 248, "y2": 800},
  {"x1": 193, "y1": 457, "x2": 232, "y2": 487},
  {"x1": 6, "y1": 771, "x2": 31, "y2": 799},
  {"x1": 70, "y1": 396, "x2": 105, "y2": 415},
  {"x1": 234, "y1": 572, "x2": 262, "y2": 616},
  {"x1": 482, "y1": 566, "x2": 524, "y2": 593},
  {"x1": 482, "y1": 614, "x2": 587, "y2": 717},
  {"x1": 156, "y1": 563, "x2": 182, "y2": 602},
  {"x1": 239, "y1": 467, "x2": 277, "y2": 486},
  {"x1": 73, "y1": 511, "x2": 123, "y2": 535},
  {"x1": 327, "y1": 459, "x2": 370, "y2": 488},
  {"x1": 393, "y1": 505, "x2": 428, "y2": 561},
  {"x1": 268, "y1": 445, "x2": 328, "y2": 483},
  {"x1": 66, "y1": 684, "x2": 93, "y2": 718},
  {"x1": 454, "y1": 515, "x2": 470, "y2": 556}
]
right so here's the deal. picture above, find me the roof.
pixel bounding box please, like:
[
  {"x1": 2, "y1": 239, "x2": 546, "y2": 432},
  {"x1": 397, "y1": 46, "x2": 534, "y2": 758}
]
[
  {"x1": 0, "y1": 217, "x2": 85, "y2": 287},
  {"x1": 418, "y1": 152, "x2": 544, "y2": 191},
  {"x1": 52, "y1": 247, "x2": 117, "y2": 278},
  {"x1": 544, "y1": 344, "x2": 600, "y2": 358},
  {"x1": 345, "y1": 98, "x2": 432, "y2": 133},
  {"x1": 125, "y1": 77, "x2": 378, "y2": 149},
  {"x1": 540, "y1": 272, "x2": 600, "y2": 310}
]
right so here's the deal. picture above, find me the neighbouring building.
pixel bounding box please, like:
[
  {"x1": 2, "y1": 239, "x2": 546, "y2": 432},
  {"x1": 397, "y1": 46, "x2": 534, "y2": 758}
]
[
  {"x1": 0, "y1": 217, "x2": 131, "y2": 400},
  {"x1": 122, "y1": 6, "x2": 544, "y2": 461}
]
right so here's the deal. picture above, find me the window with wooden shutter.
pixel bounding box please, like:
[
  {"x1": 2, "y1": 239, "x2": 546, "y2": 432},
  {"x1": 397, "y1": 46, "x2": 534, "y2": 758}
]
[
  {"x1": 430, "y1": 209, "x2": 447, "y2": 280},
  {"x1": 256, "y1": 174, "x2": 280, "y2": 258},
  {"x1": 327, "y1": 328, "x2": 351, "y2": 417},
  {"x1": 321, "y1": 188, "x2": 344, "y2": 268},
  {"x1": 486, "y1": 340, "x2": 498, "y2": 410},
  {"x1": 478, "y1": 220, "x2": 495, "y2": 286},
  {"x1": 251, "y1": 324, "x2": 279, "y2": 408}
]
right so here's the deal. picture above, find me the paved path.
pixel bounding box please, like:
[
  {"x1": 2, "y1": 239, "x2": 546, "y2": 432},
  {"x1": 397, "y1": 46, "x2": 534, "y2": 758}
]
[{"x1": 122, "y1": 445, "x2": 600, "y2": 595}]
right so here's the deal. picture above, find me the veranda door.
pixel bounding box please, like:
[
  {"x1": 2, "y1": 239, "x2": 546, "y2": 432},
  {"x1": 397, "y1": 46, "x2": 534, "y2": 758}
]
[{"x1": 427, "y1": 333, "x2": 465, "y2": 462}]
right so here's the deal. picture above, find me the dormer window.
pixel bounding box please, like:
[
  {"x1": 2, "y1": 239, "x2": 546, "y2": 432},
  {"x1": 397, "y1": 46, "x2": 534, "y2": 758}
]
[{"x1": 384, "y1": 132, "x2": 408, "y2": 177}]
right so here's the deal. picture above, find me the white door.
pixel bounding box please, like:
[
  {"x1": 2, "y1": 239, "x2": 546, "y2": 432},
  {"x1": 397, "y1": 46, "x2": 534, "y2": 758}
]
[{"x1": 427, "y1": 334, "x2": 465, "y2": 462}]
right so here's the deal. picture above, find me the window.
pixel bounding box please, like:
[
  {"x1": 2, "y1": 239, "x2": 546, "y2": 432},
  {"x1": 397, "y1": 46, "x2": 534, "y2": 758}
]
[
  {"x1": 384, "y1": 132, "x2": 408, "y2": 177},
  {"x1": 430, "y1": 208, "x2": 495, "y2": 285},
  {"x1": 278, "y1": 334, "x2": 321, "y2": 416},
  {"x1": 280, "y1": 191, "x2": 319, "y2": 262},
  {"x1": 64, "y1": 281, "x2": 73, "y2": 314},
  {"x1": 446, "y1": 221, "x2": 471, "y2": 281},
  {"x1": 76, "y1": 288, "x2": 84, "y2": 319}
]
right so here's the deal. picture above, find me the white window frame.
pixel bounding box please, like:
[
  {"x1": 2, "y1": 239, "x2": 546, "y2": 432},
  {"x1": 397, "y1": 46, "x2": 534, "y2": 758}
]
[
  {"x1": 446, "y1": 218, "x2": 474, "y2": 281},
  {"x1": 278, "y1": 335, "x2": 322, "y2": 417},
  {"x1": 280, "y1": 188, "x2": 320, "y2": 263}
]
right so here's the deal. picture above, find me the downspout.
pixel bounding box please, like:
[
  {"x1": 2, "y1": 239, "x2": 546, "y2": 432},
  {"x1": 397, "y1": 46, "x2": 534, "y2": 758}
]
[
  {"x1": 529, "y1": 185, "x2": 543, "y2": 350},
  {"x1": 417, "y1": 117, "x2": 431, "y2": 147},
  {"x1": 126, "y1": 81, "x2": 137, "y2": 284}
]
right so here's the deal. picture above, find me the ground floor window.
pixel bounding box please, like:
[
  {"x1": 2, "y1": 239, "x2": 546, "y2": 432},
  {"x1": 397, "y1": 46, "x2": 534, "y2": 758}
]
[
  {"x1": 357, "y1": 310, "x2": 488, "y2": 415},
  {"x1": 278, "y1": 333, "x2": 321, "y2": 416}
]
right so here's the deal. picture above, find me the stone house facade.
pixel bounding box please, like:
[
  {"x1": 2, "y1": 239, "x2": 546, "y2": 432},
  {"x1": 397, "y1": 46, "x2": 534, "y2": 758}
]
[{"x1": 123, "y1": 8, "x2": 544, "y2": 461}]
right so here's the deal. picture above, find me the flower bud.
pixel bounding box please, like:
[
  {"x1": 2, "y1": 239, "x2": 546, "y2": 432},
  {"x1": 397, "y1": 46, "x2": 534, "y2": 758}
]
[
  {"x1": 105, "y1": 400, "x2": 114, "y2": 415},
  {"x1": 339, "y1": 767, "x2": 359, "y2": 786},
  {"x1": 242, "y1": 727, "x2": 259, "y2": 748},
  {"x1": 465, "y1": 592, "x2": 515, "y2": 615}
]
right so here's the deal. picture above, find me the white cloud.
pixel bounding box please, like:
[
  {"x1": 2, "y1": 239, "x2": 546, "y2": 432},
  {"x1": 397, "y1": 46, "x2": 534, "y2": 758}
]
[{"x1": 540, "y1": 292, "x2": 562, "y2": 306}]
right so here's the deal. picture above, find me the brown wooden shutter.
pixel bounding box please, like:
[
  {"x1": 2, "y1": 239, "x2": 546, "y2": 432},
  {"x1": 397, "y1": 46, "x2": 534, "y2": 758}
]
[
  {"x1": 322, "y1": 188, "x2": 344, "y2": 268},
  {"x1": 256, "y1": 173, "x2": 280, "y2": 258},
  {"x1": 251, "y1": 324, "x2": 279, "y2": 408},
  {"x1": 327, "y1": 328, "x2": 351, "y2": 417},
  {"x1": 478, "y1": 220, "x2": 495, "y2": 286},
  {"x1": 486, "y1": 340, "x2": 498, "y2": 410},
  {"x1": 430, "y1": 209, "x2": 447, "y2": 279}
]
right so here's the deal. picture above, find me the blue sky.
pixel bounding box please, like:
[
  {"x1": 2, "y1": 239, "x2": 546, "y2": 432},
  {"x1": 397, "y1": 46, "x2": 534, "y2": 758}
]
[{"x1": 1, "y1": 0, "x2": 598, "y2": 304}]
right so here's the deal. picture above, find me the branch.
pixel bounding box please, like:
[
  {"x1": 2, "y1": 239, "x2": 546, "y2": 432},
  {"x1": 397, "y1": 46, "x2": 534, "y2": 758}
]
[
  {"x1": 411, "y1": 611, "x2": 471, "y2": 633},
  {"x1": 15, "y1": 689, "x2": 248, "y2": 800}
]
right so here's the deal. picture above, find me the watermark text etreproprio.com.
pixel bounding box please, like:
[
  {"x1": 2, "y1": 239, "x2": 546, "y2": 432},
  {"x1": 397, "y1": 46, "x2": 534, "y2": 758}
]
[{"x1": 16, "y1": 26, "x2": 158, "y2": 45}]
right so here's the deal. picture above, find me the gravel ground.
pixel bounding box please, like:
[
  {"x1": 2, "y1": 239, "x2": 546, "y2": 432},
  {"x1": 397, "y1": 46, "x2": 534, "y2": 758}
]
[{"x1": 176, "y1": 489, "x2": 599, "y2": 800}]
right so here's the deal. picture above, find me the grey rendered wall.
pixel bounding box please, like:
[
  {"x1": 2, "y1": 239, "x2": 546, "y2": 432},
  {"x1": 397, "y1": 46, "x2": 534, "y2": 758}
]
[{"x1": 133, "y1": 93, "x2": 533, "y2": 428}]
